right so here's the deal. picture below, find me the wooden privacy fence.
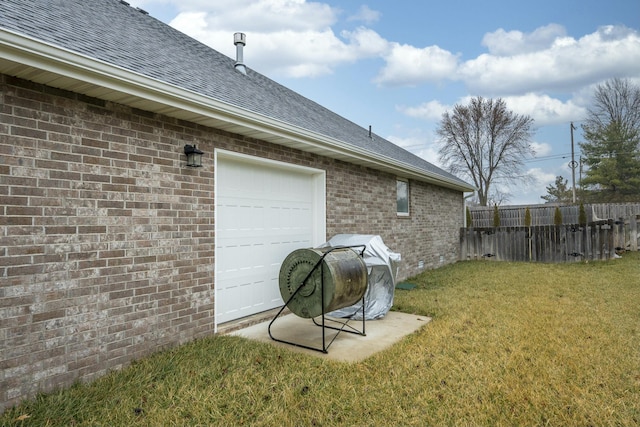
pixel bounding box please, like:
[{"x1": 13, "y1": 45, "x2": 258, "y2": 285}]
[{"x1": 460, "y1": 216, "x2": 640, "y2": 262}]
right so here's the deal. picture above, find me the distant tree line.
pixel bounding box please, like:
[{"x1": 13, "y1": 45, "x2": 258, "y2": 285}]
[
  {"x1": 544, "y1": 78, "x2": 640, "y2": 204},
  {"x1": 435, "y1": 78, "x2": 639, "y2": 206}
]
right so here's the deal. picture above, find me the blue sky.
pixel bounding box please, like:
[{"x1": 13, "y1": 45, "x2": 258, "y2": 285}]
[{"x1": 127, "y1": 0, "x2": 640, "y2": 205}]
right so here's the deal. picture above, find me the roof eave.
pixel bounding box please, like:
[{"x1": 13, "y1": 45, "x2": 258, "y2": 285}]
[{"x1": 0, "y1": 28, "x2": 475, "y2": 193}]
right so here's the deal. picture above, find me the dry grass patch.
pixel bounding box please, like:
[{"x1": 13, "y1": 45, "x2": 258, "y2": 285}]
[{"x1": 2, "y1": 253, "x2": 639, "y2": 426}]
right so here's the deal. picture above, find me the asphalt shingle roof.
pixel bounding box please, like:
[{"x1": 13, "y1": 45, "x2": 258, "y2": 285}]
[{"x1": 0, "y1": 0, "x2": 471, "y2": 189}]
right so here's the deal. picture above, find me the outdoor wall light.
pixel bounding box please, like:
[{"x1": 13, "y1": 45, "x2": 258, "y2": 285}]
[{"x1": 184, "y1": 144, "x2": 204, "y2": 167}]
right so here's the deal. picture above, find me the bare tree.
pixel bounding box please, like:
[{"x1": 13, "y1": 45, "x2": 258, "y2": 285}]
[
  {"x1": 437, "y1": 97, "x2": 535, "y2": 206},
  {"x1": 584, "y1": 78, "x2": 640, "y2": 136}
]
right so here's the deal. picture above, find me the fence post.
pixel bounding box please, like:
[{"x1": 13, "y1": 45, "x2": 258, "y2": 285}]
[
  {"x1": 614, "y1": 218, "x2": 625, "y2": 253},
  {"x1": 584, "y1": 224, "x2": 592, "y2": 260},
  {"x1": 595, "y1": 223, "x2": 602, "y2": 260}
]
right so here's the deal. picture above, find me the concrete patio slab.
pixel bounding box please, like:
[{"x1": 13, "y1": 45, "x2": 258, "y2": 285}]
[{"x1": 230, "y1": 311, "x2": 431, "y2": 362}]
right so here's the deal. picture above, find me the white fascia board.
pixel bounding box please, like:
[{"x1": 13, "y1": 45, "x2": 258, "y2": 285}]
[{"x1": 0, "y1": 28, "x2": 474, "y2": 192}]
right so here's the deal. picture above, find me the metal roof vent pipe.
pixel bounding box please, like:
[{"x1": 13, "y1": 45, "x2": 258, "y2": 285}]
[{"x1": 234, "y1": 32, "x2": 247, "y2": 75}]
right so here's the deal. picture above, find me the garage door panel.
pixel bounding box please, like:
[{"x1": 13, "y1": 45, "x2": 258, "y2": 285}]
[
  {"x1": 217, "y1": 232, "x2": 311, "y2": 248},
  {"x1": 218, "y1": 203, "x2": 265, "y2": 230},
  {"x1": 216, "y1": 155, "x2": 323, "y2": 325},
  {"x1": 265, "y1": 206, "x2": 312, "y2": 229}
]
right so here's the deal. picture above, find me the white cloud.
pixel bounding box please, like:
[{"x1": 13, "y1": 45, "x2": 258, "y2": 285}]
[
  {"x1": 341, "y1": 27, "x2": 390, "y2": 57},
  {"x1": 373, "y1": 43, "x2": 459, "y2": 86},
  {"x1": 459, "y1": 25, "x2": 640, "y2": 95},
  {"x1": 400, "y1": 92, "x2": 586, "y2": 127},
  {"x1": 372, "y1": 23, "x2": 640, "y2": 94},
  {"x1": 370, "y1": 24, "x2": 639, "y2": 92},
  {"x1": 531, "y1": 142, "x2": 553, "y2": 157},
  {"x1": 348, "y1": 5, "x2": 381, "y2": 25},
  {"x1": 172, "y1": 0, "x2": 336, "y2": 32},
  {"x1": 502, "y1": 93, "x2": 587, "y2": 125},
  {"x1": 481, "y1": 24, "x2": 567, "y2": 56},
  {"x1": 374, "y1": 24, "x2": 640, "y2": 96},
  {"x1": 247, "y1": 29, "x2": 356, "y2": 77},
  {"x1": 397, "y1": 100, "x2": 451, "y2": 121},
  {"x1": 528, "y1": 167, "x2": 556, "y2": 183}
]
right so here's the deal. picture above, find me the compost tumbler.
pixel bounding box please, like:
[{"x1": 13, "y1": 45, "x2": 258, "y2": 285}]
[{"x1": 278, "y1": 247, "x2": 368, "y2": 318}]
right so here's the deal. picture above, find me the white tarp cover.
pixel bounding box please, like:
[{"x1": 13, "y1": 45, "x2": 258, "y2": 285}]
[{"x1": 321, "y1": 234, "x2": 401, "y2": 320}]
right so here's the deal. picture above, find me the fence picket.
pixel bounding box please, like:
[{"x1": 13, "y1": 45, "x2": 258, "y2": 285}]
[{"x1": 630, "y1": 216, "x2": 639, "y2": 251}]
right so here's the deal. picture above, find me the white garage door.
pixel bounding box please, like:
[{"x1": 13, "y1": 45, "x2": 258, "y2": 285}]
[{"x1": 215, "y1": 152, "x2": 325, "y2": 326}]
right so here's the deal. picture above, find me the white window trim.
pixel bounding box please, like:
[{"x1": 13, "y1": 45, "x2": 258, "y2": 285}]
[{"x1": 397, "y1": 178, "x2": 409, "y2": 217}]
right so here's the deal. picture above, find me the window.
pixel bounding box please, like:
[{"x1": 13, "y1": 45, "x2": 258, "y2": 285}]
[{"x1": 396, "y1": 179, "x2": 409, "y2": 216}]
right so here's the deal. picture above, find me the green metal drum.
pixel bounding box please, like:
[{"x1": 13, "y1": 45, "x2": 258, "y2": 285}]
[{"x1": 279, "y1": 247, "x2": 368, "y2": 318}]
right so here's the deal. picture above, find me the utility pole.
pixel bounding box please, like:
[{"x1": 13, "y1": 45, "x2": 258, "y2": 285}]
[
  {"x1": 579, "y1": 156, "x2": 583, "y2": 194},
  {"x1": 570, "y1": 122, "x2": 577, "y2": 203}
]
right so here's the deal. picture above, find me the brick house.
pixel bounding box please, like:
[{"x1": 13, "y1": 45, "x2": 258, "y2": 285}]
[{"x1": 0, "y1": 0, "x2": 473, "y2": 410}]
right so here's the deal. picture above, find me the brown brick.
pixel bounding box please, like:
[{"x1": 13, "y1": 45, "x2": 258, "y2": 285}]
[
  {"x1": 32, "y1": 309, "x2": 66, "y2": 323},
  {"x1": 67, "y1": 250, "x2": 95, "y2": 261},
  {"x1": 1, "y1": 254, "x2": 32, "y2": 266},
  {"x1": 77, "y1": 259, "x2": 106, "y2": 269},
  {"x1": 0, "y1": 216, "x2": 33, "y2": 225},
  {"x1": 111, "y1": 176, "x2": 135, "y2": 185},
  {"x1": 77, "y1": 226, "x2": 106, "y2": 234},
  {"x1": 71, "y1": 144, "x2": 101, "y2": 156},
  {"x1": 50, "y1": 151, "x2": 81, "y2": 163},
  {"x1": 81, "y1": 137, "x2": 108, "y2": 149},
  {"x1": 8, "y1": 245, "x2": 44, "y2": 256},
  {"x1": 81, "y1": 173, "x2": 110, "y2": 183},
  {"x1": 45, "y1": 226, "x2": 76, "y2": 234},
  {"x1": 11, "y1": 126, "x2": 47, "y2": 139},
  {"x1": 11, "y1": 186, "x2": 46, "y2": 197},
  {"x1": 83, "y1": 155, "x2": 110, "y2": 166},
  {"x1": 49, "y1": 170, "x2": 82, "y2": 181},
  {"x1": 107, "y1": 209, "x2": 132, "y2": 216},
  {"x1": 97, "y1": 200, "x2": 124, "y2": 209},
  {"x1": 38, "y1": 121, "x2": 71, "y2": 134},
  {"x1": 6, "y1": 206, "x2": 42, "y2": 216},
  {"x1": 102, "y1": 183, "x2": 127, "y2": 193},
  {"x1": 99, "y1": 249, "x2": 125, "y2": 258},
  {"x1": 0, "y1": 195, "x2": 28, "y2": 206},
  {"x1": 128, "y1": 154, "x2": 152, "y2": 164},
  {"x1": 36, "y1": 159, "x2": 69, "y2": 170}
]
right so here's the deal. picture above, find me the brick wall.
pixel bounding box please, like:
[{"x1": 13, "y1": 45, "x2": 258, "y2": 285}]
[
  {"x1": 0, "y1": 74, "x2": 464, "y2": 411},
  {"x1": 0, "y1": 75, "x2": 218, "y2": 411},
  {"x1": 325, "y1": 160, "x2": 464, "y2": 278}
]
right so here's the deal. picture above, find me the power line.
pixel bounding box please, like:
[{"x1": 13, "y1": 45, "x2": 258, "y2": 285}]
[{"x1": 523, "y1": 153, "x2": 573, "y2": 163}]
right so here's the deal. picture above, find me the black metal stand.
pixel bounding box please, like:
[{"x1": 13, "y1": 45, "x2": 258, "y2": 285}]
[{"x1": 268, "y1": 245, "x2": 367, "y2": 354}]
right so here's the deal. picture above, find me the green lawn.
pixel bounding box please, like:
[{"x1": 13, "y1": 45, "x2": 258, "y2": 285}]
[{"x1": 3, "y1": 253, "x2": 640, "y2": 426}]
